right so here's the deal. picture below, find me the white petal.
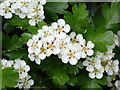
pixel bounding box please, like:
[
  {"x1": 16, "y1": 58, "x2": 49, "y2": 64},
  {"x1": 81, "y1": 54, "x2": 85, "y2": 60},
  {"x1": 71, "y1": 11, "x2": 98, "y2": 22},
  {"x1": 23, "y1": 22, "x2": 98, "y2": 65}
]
[
  {"x1": 53, "y1": 48, "x2": 60, "y2": 55},
  {"x1": 86, "y1": 65, "x2": 94, "y2": 72},
  {"x1": 5, "y1": 12, "x2": 12, "y2": 19},
  {"x1": 29, "y1": 19, "x2": 36, "y2": 26},
  {"x1": 28, "y1": 54, "x2": 35, "y2": 61},
  {"x1": 61, "y1": 56, "x2": 69, "y2": 64},
  {"x1": 69, "y1": 32, "x2": 76, "y2": 38},
  {"x1": 57, "y1": 19, "x2": 65, "y2": 27},
  {"x1": 38, "y1": 53, "x2": 46, "y2": 60},
  {"x1": 87, "y1": 41, "x2": 95, "y2": 49},
  {"x1": 32, "y1": 35, "x2": 39, "y2": 42},
  {"x1": 74, "y1": 52, "x2": 80, "y2": 59},
  {"x1": 83, "y1": 60, "x2": 89, "y2": 66},
  {"x1": 27, "y1": 39, "x2": 33, "y2": 47},
  {"x1": 63, "y1": 24, "x2": 70, "y2": 33},
  {"x1": 81, "y1": 51, "x2": 87, "y2": 58},
  {"x1": 89, "y1": 73, "x2": 95, "y2": 79},
  {"x1": 28, "y1": 47, "x2": 34, "y2": 54},
  {"x1": 86, "y1": 50, "x2": 94, "y2": 56},
  {"x1": 37, "y1": 40, "x2": 42, "y2": 48},
  {"x1": 96, "y1": 73, "x2": 103, "y2": 79},
  {"x1": 28, "y1": 79, "x2": 34, "y2": 86},
  {"x1": 69, "y1": 58, "x2": 78, "y2": 65},
  {"x1": 24, "y1": 65, "x2": 30, "y2": 72},
  {"x1": 35, "y1": 58, "x2": 41, "y2": 65},
  {"x1": 76, "y1": 34, "x2": 83, "y2": 40}
]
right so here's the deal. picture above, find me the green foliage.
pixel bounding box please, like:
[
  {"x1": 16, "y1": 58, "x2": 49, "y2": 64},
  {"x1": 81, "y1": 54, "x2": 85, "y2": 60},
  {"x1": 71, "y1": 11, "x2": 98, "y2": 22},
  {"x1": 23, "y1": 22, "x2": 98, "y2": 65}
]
[
  {"x1": 77, "y1": 73, "x2": 108, "y2": 89},
  {"x1": 85, "y1": 25, "x2": 114, "y2": 52},
  {"x1": 45, "y1": 2, "x2": 68, "y2": 20},
  {"x1": 64, "y1": 4, "x2": 89, "y2": 34},
  {"x1": 3, "y1": 49, "x2": 27, "y2": 59},
  {"x1": 2, "y1": 67, "x2": 19, "y2": 88},
  {"x1": 92, "y1": 2, "x2": 119, "y2": 32},
  {"x1": 8, "y1": 15, "x2": 30, "y2": 30},
  {"x1": 2, "y1": 34, "x2": 23, "y2": 51},
  {"x1": 37, "y1": 21, "x2": 47, "y2": 29}
]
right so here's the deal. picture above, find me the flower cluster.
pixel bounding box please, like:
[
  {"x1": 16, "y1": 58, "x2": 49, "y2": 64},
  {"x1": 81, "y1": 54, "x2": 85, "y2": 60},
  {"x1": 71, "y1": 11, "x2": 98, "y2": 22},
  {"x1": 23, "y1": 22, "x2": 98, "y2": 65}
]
[
  {"x1": 27, "y1": 19, "x2": 95, "y2": 65},
  {"x1": 1, "y1": 59, "x2": 34, "y2": 89},
  {"x1": 107, "y1": 70, "x2": 120, "y2": 90},
  {"x1": 0, "y1": 0, "x2": 46, "y2": 26},
  {"x1": 83, "y1": 34, "x2": 120, "y2": 79}
]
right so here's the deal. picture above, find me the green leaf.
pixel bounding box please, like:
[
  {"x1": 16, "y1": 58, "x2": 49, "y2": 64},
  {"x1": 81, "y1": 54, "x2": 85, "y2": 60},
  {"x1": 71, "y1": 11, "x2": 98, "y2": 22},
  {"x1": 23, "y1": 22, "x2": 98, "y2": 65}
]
[
  {"x1": 63, "y1": 64, "x2": 79, "y2": 75},
  {"x1": 3, "y1": 22, "x2": 14, "y2": 33},
  {"x1": 3, "y1": 49, "x2": 27, "y2": 59},
  {"x1": 27, "y1": 26, "x2": 38, "y2": 35},
  {"x1": 77, "y1": 73, "x2": 107, "y2": 89},
  {"x1": 40, "y1": 56, "x2": 70, "y2": 85},
  {"x1": 76, "y1": 61, "x2": 84, "y2": 69},
  {"x1": 64, "y1": 4, "x2": 89, "y2": 34},
  {"x1": 8, "y1": 15, "x2": 29, "y2": 30},
  {"x1": 85, "y1": 25, "x2": 114, "y2": 52},
  {"x1": 20, "y1": 33, "x2": 33, "y2": 44},
  {"x1": 92, "y1": 2, "x2": 119, "y2": 31},
  {"x1": 66, "y1": 75, "x2": 78, "y2": 86},
  {"x1": 0, "y1": 62, "x2": 2, "y2": 90},
  {"x1": 2, "y1": 67, "x2": 19, "y2": 88},
  {"x1": 52, "y1": 70, "x2": 69, "y2": 85},
  {"x1": 45, "y1": 2, "x2": 68, "y2": 20},
  {"x1": 37, "y1": 21, "x2": 47, "y2": 29},
  {"x1": 2, "y1": 34, "x2": 23, "y2": 51}
]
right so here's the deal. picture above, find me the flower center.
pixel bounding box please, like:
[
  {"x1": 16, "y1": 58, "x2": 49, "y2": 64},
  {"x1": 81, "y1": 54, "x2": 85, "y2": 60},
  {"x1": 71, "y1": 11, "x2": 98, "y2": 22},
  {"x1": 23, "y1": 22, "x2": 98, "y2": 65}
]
[
  {"x1": 4, "y1": 7, "x2": 9, "y2": 12},
  {"x1": 34, "y1": 7, "x2": 39, "y2": 12},
  {"x1": 44, "y1": 32, "x2": 50, "y2": 36},
  {"x1": 60, "y1": 43, "x2": 65, "y2": 47},
  {"x1": 82, "y1": 46, "x2": 88, "y2": 51},
  {"x1": 71, "y1": 39, "x2": 77, "y2": 43},
  {"x1": 90, "y1": 60, "x2": 95, "y2": 65},
  {"x1": 48, "y1": 43, "x2": 54, "y2": 49},
  {"x1": 40, "y1": 47, "x2": 46, "y2": 52},
  {"x1": 57, "y1": 27, "x2": 63, "y2": 32},
  {"x1": 34, "y1": 16, "x2": 39, "y2": 20},
  {"x1": 22, "y1": 1, "x2": 27, "y2": 6},
  {"x1": 32, "y1": 43, "x2": 38, "y2": 48},
  {"x1": 109, "y1": 64, "x2": 114, "y2": 69},
  {"x1": 94, "y1": 68, "x2": 99, "y2": 73},
  {"x1": 68, "y1": 52, "x2": 74, "y2": 57},
  {"x1": 2, "y1": 66, "x2": 7, "y2": 69},
  {"x1": 103, "y1": 52, "x2": 108, "y2": 56},
  {"x1": 101, "y1": 60, "x2": 110, "y2": 67},
  {"x1": 18, "y1": 67, "x2": 24, "y2": 72}
]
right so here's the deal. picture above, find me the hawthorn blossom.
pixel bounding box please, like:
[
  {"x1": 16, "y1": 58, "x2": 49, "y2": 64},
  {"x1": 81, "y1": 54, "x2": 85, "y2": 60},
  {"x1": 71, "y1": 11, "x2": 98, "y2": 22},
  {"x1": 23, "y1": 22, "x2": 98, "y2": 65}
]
[
  {"x1": 16, "y1": 75, "x2": 34, "y2": 89},
  {"x1": 51, "y1": 19, "x2": 70, "y2": 39},
  {"x1": 13, "y1": 59, "x2": 30, "y2": 78},
  {"x1": 1, "y1": 59, "x2": 14, "y2": 69}
]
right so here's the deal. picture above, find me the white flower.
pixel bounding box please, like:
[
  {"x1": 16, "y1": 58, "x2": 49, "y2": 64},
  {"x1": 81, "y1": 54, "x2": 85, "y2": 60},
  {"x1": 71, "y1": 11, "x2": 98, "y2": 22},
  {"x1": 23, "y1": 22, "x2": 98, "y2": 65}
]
[
  {"x1": 105, "y1": 60, "x2": 119, "y2": 76},
  {"x1": 51, "y1": 19, "x2": 70, "y2": 39},
  {"x1": 1, "y1": 59, "x2": 13, "y2": 69},
  {"x1": 28, "y1": 13, "x2": 45, "y2": 26},
  {"x1": 37, "y1": 26, "x2": 54, "y2": 43},
  {"x1": 59, "y1": 46, "x2": 81, "y2": 65},
  {"x1": 88, "y1": 66, "x2": 104, "y2": 79},
  {"x1": 79, "y1": 40, "x2": 95, "y2": 58},
  {"x1": 83, "y1": 57, "x2": 102, "y2": 71},
  {"x1": 16, "y1": 75, "x2": 34, "y2": 90},
  {"x1": 54, "y1": 35, "x2": 70, "y2": 49},
  {"x1": 96, "y1": 48, "x2": 115, "y2": 61},
  {"x1": 0, "y1": 0, "x2": 46, "y2": 26},
  {"x1": 0, "y1": 1, "x2": 13, "y2": 18},
  {"x1": 69, "y1": 32, "x2": 83, "y2": 45},
  {"x1": 13, "y1": 59, "x2": 30, "y2": 78},
  {"x1": 117, "y1": 31, "x2": 120, "y2": 47},
  {"x1": 115, "y1": 80, "x2": 120, "y2": 89}
]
